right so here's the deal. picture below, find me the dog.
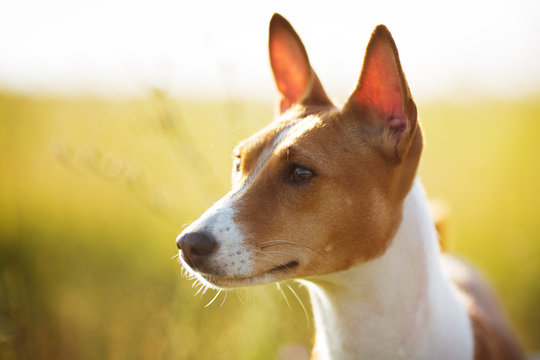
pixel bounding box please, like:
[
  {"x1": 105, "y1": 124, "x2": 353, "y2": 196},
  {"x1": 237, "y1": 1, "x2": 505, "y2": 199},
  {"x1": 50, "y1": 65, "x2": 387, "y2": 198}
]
[{"x1": 176, "y1": 13, "x2": 523, "y2": 360}]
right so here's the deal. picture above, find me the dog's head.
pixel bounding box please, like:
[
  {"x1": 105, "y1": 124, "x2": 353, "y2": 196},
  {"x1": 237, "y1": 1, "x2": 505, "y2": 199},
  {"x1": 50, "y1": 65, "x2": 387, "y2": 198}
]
[{"x1": 176, "y1": 14, "x2": 422, "y2": 288}]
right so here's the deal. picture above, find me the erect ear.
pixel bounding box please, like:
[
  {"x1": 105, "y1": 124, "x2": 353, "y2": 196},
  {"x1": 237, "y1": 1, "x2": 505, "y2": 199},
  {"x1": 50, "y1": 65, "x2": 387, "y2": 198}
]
[
  {"x1": 269, "y1": 13, "x2": 332, "y2": 114},
  {"x1": 344, "y1": 25, "x2": 418, "y2": 161}
]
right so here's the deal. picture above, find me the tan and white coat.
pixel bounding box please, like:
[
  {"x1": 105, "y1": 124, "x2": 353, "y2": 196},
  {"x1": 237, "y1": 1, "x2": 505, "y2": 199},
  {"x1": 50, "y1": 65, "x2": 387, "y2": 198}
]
[{"x1": 176, "y1": 14, "x2": 523, "y2": 360}]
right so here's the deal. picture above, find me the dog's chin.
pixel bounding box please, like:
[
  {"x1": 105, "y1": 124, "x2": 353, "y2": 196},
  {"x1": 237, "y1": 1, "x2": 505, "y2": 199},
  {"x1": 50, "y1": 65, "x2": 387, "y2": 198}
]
[{"x1": 185, "y1": 260, "x2": 301, "y2": 289}]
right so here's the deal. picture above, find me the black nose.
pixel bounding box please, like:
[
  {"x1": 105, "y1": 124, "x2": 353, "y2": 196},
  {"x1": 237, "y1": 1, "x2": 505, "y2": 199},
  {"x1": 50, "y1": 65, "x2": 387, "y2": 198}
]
[{"x1": 177, "y1": 231, "x2": 217, "y2": 268}]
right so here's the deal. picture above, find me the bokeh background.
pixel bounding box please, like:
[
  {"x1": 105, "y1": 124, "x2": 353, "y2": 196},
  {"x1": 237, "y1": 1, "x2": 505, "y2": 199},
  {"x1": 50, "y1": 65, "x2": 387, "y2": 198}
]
[{"x1": 1, "y1": 1, "x2": 539, "y2": 359}]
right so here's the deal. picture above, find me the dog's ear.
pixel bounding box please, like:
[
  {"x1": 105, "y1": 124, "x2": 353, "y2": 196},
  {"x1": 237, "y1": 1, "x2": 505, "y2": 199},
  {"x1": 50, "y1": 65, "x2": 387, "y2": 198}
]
[
  {"x1": 344, "y1": 25, "x2": 418, "y2": 162},
  {"x1": 269, "y1": 13, "x2": 332, "y2": 114}
]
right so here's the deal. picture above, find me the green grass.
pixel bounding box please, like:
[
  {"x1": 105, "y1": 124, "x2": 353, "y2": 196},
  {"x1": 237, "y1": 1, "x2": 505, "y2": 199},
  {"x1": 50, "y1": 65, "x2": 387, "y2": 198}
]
[{"x1": 1, "y1": 91, "x2": 539, "y2": 359}]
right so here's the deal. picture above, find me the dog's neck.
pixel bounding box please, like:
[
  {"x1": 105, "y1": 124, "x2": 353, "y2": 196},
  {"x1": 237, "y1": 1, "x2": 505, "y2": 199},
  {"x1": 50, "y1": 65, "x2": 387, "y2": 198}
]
[{"x1": 299, "y1": 181, "x2": 474, "y2": 360}]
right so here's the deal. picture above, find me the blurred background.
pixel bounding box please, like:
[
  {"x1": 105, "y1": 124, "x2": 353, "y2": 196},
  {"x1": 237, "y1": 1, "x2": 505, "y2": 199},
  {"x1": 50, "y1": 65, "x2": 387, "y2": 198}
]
[{"x1": 1, "y1": 0, "x2": 539, "y2": 359}]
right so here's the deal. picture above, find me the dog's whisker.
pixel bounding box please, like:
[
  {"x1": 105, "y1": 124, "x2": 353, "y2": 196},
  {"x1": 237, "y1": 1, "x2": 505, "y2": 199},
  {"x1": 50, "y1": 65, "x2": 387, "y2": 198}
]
[
  {"x1": 194, "y1": 283, "x2": 205, "y2": 296},
  {"x1": 286, "y1": 284, "x2": 310, "y2": 327},
  {"x1": 254, "y1": 249, "x2": 298, "y2": 258},
  {"x1": 183, "y1": 268, "x2": 190, "y2": 279},
  {"x1": 234, "y1": 289, "x2": 247, "y2": 305},
  {"x1": 277, "y1": 282, "x2": 292, "y2": 310},
  {"x1": 256, "y1": 240, "x2": 330, "y2": 264},
  {"x1": 202, "y1": 285, "x2": 210, "y2": 295},
  {"x1": 219, "y1": 291, "x2": 228, "y2": 307},
  {"x1": 204, "y1": 289, "x2": 222, "y2": 308},
  {"x1": 252, "y1": 253, "x2": 296, "y2": 268},
  {"x1": 250, "y1": 251, "x2": 279, "y2": 262}
]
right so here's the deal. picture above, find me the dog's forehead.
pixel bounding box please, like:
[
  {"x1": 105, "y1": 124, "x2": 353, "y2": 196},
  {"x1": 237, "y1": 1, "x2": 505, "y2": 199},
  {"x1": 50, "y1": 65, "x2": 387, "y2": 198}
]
[
  {"x1": 238, "y1": 108, "x2": 337, "y2": 158},
  {"x1": 273, "y1": 114, "x2": 322, "y2": 153}
]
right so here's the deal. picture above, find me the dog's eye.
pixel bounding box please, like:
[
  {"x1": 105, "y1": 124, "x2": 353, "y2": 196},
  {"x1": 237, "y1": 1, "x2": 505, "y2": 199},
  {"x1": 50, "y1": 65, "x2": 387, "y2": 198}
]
[
  {"x1": 290, "y1": 166, "x2": 314, "y2": 184},
  {"x1": 233, "y1": 156, "x2": 241, "y2": 172}
]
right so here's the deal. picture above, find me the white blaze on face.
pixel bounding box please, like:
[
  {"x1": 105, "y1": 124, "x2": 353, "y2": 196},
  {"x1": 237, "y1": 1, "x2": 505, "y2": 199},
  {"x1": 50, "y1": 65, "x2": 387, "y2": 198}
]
[{"x1": 273, "y1": 115, "x2": 321, "y2": 154}]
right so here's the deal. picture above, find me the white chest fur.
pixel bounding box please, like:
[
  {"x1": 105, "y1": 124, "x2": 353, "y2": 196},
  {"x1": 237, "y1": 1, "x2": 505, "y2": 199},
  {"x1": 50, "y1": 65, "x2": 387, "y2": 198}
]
[{"x1": 299, "y1": 181, "x2": 474, "y2": 360}]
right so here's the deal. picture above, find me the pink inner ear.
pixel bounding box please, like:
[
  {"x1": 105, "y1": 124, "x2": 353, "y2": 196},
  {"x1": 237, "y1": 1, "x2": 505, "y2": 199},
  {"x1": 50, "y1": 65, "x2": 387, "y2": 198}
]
[
  {"x1": 270, "y1": 32, "x2": 309, "y2": 106},
  {"x1": 354, "y1": 40, "x2": 406, "y2": 130},
  {"x1": 388, "y1": 117, "x2": 405, "y2": 130}
]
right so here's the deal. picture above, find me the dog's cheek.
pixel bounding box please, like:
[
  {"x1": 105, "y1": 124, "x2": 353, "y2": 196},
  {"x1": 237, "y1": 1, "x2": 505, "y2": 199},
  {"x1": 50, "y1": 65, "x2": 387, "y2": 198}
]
[
  {"x1": 299, "y1": 183, "x2": 390, "y2": 274},
  {"x1": 341, "y1": 192, "x2": 397, "y2": 267},
  {"x1": 232, "y1": 188, "x2": 317, "y2": 273}
]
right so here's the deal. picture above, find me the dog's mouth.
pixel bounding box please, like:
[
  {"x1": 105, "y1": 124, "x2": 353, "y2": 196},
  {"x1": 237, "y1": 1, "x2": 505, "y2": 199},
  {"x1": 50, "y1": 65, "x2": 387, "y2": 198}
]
[
  {"x1": 267, "y1": 260, "x2": 299, "y2": 273},
  {"x1": 193, "y1": 260, "x2": 300, "y2": 288}
]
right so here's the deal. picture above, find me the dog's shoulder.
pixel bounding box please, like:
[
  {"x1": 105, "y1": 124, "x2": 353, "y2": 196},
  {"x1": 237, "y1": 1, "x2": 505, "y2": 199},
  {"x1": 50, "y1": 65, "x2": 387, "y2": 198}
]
[{"x1": 441, "y1": 254, "x2": 523, "y2": 360}]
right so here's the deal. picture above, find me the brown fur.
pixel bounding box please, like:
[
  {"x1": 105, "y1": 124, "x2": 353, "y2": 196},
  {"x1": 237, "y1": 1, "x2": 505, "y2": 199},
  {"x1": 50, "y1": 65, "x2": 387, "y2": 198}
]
[
  {"x1": 234, "y1": 107, "x2": 401, "y2": 276},
  {"x1": 230, "y1": 16, "x2": 424, "y2": 281},
  {"x1": 444, "y1": 256, "x2": 524, "y2": 360}
]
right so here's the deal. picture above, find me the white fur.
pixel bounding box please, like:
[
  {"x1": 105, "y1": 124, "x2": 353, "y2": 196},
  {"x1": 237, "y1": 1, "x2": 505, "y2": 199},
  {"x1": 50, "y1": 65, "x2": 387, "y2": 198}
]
[
  {"x1": 177, "y1": 192, "x2": 253, "y2": 277},
  {"x1": 298, "y1": 181, "x2": 474, "y2": 360}
]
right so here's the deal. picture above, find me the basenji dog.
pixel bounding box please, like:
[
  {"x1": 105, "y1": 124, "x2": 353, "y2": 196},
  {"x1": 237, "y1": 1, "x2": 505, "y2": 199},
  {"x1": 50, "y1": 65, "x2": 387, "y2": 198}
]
[{"x1": 176, "y1": 13, "x2": 523, "y2": 360}]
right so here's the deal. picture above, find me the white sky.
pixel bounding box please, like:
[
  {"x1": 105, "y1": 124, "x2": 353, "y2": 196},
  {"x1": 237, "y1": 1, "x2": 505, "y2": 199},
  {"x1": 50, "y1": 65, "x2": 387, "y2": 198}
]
[{"x1": 0, "y1": 0, "x2": 539, "y2": 101}]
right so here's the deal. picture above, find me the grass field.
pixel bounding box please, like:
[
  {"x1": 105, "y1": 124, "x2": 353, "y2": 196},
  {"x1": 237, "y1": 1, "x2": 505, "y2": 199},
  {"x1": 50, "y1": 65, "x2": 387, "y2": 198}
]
[{"x1": 1, "y1": 91, "x2": 539, "y2": 359}]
